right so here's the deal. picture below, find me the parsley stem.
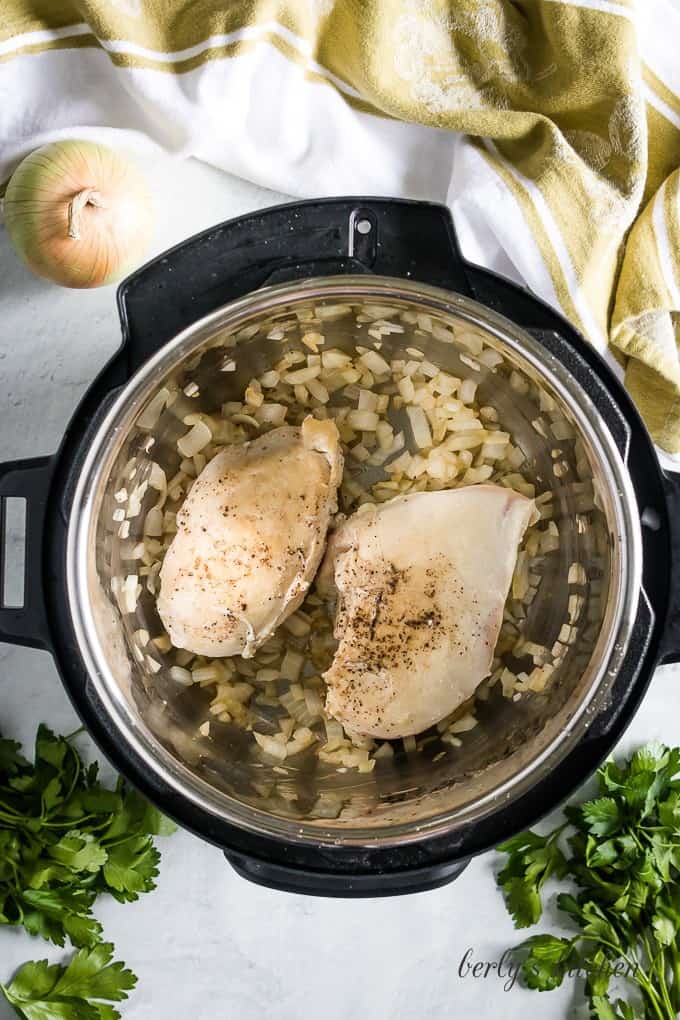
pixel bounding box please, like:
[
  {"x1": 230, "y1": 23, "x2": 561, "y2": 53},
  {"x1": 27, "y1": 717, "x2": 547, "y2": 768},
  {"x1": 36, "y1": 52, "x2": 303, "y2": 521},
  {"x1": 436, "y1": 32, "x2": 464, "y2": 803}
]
[
  {"x1": 638, "y1": 974, "x2": 669, "y2": 1020},
  {"x1": 64, "y1": 727, "x2": 86, "y2": 742},
  {"x1": 649, "y1": 943, "x2": 675, "y2": 1018},
  {"x1": 577, "y1": 934, "x2": 668, "y2": 1019},
  {"x1": 670, "y1": 945, "x2": 680, "y2": 1011},
  {"x1": 0, "y1": 798, "x2": 23, "y2": 818},
  {"x1": 640, "y1": 966, "x2": 672, "y2": 1020},
  {"x1": 59, "y1": 746, "x2": 82, "y2": 810}
]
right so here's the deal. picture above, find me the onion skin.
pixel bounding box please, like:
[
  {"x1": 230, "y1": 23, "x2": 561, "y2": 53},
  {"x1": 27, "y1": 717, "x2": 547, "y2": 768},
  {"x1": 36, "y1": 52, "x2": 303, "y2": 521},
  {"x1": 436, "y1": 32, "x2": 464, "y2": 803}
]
[{"x1": 4, "y1": 140, "x2": 154, "y2": 288}]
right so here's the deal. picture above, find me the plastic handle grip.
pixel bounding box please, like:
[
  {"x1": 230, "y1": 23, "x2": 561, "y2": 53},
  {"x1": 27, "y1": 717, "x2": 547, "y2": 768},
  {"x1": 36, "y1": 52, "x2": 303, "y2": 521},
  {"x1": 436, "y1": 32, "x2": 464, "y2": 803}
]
[{"x1": 0, "y1": 457, "x2": 53, "y2": 650}]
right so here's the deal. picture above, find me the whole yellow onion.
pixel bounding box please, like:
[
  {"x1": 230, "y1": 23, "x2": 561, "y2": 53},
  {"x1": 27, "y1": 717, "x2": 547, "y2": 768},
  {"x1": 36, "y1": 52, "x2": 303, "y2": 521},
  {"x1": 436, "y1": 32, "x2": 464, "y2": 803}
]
[{"x1": 4, "y1": 140, "x2": 154, "y2": 288}]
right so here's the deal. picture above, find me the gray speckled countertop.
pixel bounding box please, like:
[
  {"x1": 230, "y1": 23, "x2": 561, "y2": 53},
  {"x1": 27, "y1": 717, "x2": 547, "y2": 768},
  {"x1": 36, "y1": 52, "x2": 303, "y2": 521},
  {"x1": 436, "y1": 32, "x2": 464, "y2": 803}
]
[{"x1": 1, "y1": 158, "x2": 678, "y2": 1020}]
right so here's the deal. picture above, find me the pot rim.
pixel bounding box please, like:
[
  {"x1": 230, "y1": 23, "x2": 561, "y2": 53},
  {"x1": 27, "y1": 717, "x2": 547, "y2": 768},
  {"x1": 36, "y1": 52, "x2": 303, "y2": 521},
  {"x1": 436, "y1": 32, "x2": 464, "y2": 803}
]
[{"x1": 66, "y1": 275, "x2": 642, "y2": 848}]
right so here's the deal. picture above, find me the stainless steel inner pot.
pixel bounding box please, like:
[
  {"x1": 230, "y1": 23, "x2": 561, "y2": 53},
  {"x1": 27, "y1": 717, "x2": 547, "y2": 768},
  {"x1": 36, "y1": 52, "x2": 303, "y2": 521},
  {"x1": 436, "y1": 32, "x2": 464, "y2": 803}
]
[{"x1": 67, "y1": 277, "x2": 641, "y2": 847}]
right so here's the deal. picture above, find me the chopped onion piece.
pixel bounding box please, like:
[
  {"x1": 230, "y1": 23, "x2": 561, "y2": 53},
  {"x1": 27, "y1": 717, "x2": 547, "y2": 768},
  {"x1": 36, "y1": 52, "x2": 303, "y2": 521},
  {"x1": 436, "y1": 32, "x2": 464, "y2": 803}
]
[
  {"x1": 358, "y1": 388, "x2": 378, "y2": 412},
  {"x1": 120, "y1": 574, "x2": 138, "y2": 614},
  {"x1": 245, "y1": 381, "x2": 263, "y2": 407},
  {"x1": 551, "y1": 420, "x2": 575, "y2": 440},
  {"x1": 259, "y1": 370, "x2": 280, "y2": 388},
  {"x1": 231, "y1": 412, "x2": 260, "y2": 428},
  {"x1": 281, "y1": 648, "x2": 304, "y2": 682},
  {"x1": 301, "y1": 331, "x2": 325, "y2": 351},
  {"x1": 283, "y1": 612, "x2": 311, "y2": 636},
  {"x1": 306, "y1": 378, "x2": 330, "y2": 403},
  {"x1": 170, "y1": 666, "x2": 193, "y2": 686},
  {"x1": 397, "y1": 376, "x2": 416, "y2": 403},
  {"x1": 447, "y1": 417, "x2": 483, "y2": 433},
  {"x1": 359, "y1": 349, "x2": 391, "y2": 375},
  {"x1": 254, "y1": 732, "x2": 288, "y2": 761},
  {"x1": 177, "y1": 421, "x2": 212, "y2": 458},
  {"x1": 192, "y1": 665, "x2": 219, "y2": 683},
  {"x1": 321, "y1": 350, "x2": 352, "y2": 369},
  {"x1": 568, "y1": 562, "x2": 587, "y2": 584},
  {"x1": 255, "y1": 403, "x2": 287, "y2": 426},
  {"x1": 376, "y1": 421, "x2": 394, "y2": 450},
  {"x1": 479, "y1": 348, "x2": 504, "y2": 369},
  {"x1": 144, "y1": 506, "x2": 163, "y2": 537},
  {"x1": 350, "y1": 443, "x2": 370, "y2": 462},
  {"x1": 458, "y1": 378, "x2": 477, "y2": 404},
  {"x1": 255, "y1": 668, "x2": 280, "y2": 684},
  {"x1": 347, "y1": 409, "x2": 379, "y2": 431},
  {"x1": 283, "y1": 365, "x2": 321, "y2": 384},
  {"x1": 406, "y1": 405, "x2": 432, "y2": 449},
  {"x1": 449, "y1": 713, "x2": 478, "y2": 733}
]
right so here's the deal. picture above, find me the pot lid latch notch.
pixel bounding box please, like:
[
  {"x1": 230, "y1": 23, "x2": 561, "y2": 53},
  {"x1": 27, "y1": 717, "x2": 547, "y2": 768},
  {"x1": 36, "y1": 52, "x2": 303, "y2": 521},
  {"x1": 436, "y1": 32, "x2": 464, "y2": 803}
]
[{"x1": 347, "y1": 207, "x2": 378, "y2": 268}]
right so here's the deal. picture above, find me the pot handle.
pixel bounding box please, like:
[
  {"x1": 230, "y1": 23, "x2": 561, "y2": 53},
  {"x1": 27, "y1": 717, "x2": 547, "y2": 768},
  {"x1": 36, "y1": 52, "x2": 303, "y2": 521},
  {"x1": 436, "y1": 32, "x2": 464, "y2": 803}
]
[
  {"x1": 224, "y1": 849, "x2": 468, "y2": 897},
  {"x1": 658, "y1": 470, "x2": 680, "y2": 665},
  {"x1": 0, "y1": 457, "x2": 53, "y2": 651},
  {"x1": 117, "y1": 198, "x2": 473, "y2": 374}
]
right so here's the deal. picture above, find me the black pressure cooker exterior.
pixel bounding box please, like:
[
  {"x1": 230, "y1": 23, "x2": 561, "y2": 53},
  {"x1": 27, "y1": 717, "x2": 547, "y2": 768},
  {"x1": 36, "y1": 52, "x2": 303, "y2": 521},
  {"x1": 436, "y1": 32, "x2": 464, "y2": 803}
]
[{"x1": 2, "y1": 199, "x2": 680, "y2": 897}]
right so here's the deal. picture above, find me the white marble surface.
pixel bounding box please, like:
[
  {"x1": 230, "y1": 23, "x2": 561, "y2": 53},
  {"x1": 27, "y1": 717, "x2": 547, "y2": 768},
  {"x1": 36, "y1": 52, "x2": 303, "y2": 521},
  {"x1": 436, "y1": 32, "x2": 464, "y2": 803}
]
[{"x1": 1, "y1": 158, "x2": 679, "y2": 1020}]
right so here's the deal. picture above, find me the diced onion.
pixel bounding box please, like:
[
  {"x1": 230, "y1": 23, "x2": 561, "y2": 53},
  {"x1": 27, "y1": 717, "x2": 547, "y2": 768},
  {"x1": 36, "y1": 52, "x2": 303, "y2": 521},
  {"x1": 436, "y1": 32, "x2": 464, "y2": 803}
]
[
  {"x1": 449, "y1": 713, "x2": 478, "y2": 733},
  {"x1": 458, "y1": 378, "x2": 478, "y2": 404},
  {"x1": 359, "y1": 350, "x2": 391, "y2": 375},
  {"x1": 255, "y1": 403, "x2": 287, "y2": 426},
  {"x1": 177, "y1": 421, "x2": 212, "y2": 458},
  {"x1": 170, "y1": 666, "x2": 193, "y2": 686},
  {"x1": 259, "y1": 370, "x2": 280, "y2": 388},
  {"x1": 406, "y1": 405, "x2": 432, "y2": 449},
  {"x1": 283, "y1": 365, "x2": 321, "y2": 384},
  {"x1": 347, "y1": 409, "x2": 379, "y2": 431},
  {"x1": 254, "y1": 732, "x2": 288, "y2": 761},
  {"x1": 120, "y1": 574, "x2": 138, "y2": 614},
  {"x1": 281, "y1": 648, "x2": 304, "y2": 682},
  {"x1": 306, "y1": 378, "x2": 330, "y2": 403}
]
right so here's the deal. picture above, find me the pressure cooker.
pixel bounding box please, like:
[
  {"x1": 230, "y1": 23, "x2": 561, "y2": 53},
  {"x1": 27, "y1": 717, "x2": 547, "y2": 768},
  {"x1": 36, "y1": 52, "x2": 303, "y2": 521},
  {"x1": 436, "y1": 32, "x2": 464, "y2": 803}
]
[{"x1": 1, "y1": 198, "x2": 679, "y2": 896}]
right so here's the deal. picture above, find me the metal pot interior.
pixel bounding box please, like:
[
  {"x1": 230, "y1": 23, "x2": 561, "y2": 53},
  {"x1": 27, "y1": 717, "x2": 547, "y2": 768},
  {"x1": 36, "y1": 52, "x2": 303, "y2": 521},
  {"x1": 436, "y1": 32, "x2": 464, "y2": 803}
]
[{"x1": 68, "y1": 278, "x2": 641, "y2": 846}]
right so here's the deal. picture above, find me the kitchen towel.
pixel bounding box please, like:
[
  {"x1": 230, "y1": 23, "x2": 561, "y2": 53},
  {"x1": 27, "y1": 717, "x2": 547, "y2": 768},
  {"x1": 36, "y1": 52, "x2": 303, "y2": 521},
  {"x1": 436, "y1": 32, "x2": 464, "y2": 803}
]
[{"x1": 1, "y1": 1, "x2": 680, "y2": 450}]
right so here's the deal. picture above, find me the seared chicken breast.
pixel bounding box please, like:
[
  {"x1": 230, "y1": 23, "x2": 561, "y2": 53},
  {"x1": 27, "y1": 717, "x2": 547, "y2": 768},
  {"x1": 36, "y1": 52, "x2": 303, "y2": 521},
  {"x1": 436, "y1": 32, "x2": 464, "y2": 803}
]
[
  {"x1": 158, "y1": 416, "x2": 342, "y2": 657},
  {"x1": 317, "y1": 485, "x2": 536, "y2": 739}
]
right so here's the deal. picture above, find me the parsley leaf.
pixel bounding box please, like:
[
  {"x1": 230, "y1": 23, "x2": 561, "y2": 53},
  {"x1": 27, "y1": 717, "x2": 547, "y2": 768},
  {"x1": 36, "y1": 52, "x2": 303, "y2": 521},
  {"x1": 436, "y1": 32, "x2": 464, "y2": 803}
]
[
  {"x1": 497, "y1": 828, "x2": 567, "y2": 927},
  {"x1": 102, "y1": 838, "x2": 161, "y2": 901},
  {"x1": 0, "y1": 738, "x2": 29, "y2": 775},
  {"x1": 0, "y1": 943, "x2": 136, "y2": 1020},
  {"x1": 519, "y1": 933, "x2": 577, "y2": 990},
  {"x1": 582, "y1": 797, "x2": 623, "y2": 838}
]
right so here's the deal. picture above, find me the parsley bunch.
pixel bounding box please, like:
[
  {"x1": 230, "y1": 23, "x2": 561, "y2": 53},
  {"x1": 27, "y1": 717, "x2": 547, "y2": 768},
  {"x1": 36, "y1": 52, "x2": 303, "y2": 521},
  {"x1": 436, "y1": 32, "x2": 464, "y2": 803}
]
[
  {"x1": 1, "y1": 725, "x2": 175, "y2": 1018},
  {"x1": 497, "y1": 742, "x2": 680, "y2": 1020}
]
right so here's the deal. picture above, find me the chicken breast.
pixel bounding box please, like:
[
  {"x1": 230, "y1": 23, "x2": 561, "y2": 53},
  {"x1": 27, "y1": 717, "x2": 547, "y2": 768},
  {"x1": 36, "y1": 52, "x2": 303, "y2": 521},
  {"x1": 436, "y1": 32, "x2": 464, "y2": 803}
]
[
  {"x1": 317, "y1": 485, "x2": 536, "y2": 739},
  {"x1": 157, "y1": 416, "x2": 342, "y2": 658}
]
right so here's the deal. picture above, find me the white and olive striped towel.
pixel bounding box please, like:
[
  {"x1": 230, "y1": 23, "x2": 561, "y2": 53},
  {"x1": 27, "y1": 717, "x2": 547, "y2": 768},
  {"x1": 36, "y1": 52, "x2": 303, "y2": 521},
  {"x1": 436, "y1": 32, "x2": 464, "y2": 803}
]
[{"x1": 2, "y1": 1, "x2": 680, "y2": 451}]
